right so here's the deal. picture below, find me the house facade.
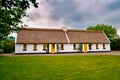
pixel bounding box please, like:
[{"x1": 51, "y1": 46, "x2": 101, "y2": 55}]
[{"x1": 15, "y1": 28, "x2": 111, "y2": 53}]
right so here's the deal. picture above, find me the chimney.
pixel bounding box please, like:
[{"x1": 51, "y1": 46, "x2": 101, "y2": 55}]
[{"x1": 62, "y1": 27, "x2": 68, "y2": 32}]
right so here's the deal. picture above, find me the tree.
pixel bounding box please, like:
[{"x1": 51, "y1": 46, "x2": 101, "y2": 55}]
[
  {"x1": 87, "y1": 24, "x2": 120, "y2": 50},
  {"x1": 87, "y1": 24, "x2": 117, "y2": 39},
  {"x1": 0, "y1": 0, "x2": 39, "y2": 41}
]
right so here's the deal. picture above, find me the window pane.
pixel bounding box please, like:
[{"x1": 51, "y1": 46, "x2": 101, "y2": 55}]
[
  {"x1": 103, "y1": 44, "x2": 106, "y2": 49},
  {"x1": 73, "y1": 44, "x2": 76, "y2": 50},
  {"x1": 96, "y1": 44, "x2": 99, "y2": 49},
  {"x1": 33, "y1": 44, "x2": 37, "y2": 51},
  {"x1": 61, "y1": 44, "x2": 64, "y2": 50},
  {"x1": 43, "y1": 44, "x2": 46, "y2": 50}
]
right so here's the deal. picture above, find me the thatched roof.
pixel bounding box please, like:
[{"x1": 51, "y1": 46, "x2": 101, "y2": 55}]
[
  {"x1": 16, "y1": 28, "x2": 110, "y2": 44},
  {"x1": 68, "y1": 30, "x2": 110, "y2": 43}
]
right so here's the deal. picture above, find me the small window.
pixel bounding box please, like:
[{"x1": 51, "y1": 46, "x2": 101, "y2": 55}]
[
  {"x1": 89, "y1": 44, "x2": 92, "y2": 49},
  {"x1": 73, "y1": 44, "x2": 76, "y2": 50},
  {"x1": 33, "y1": 44, "x2": 37, "y2": 51},
  {"x1": 43, "y1": 44, "x2": 46, "y2": 50},
  {"x1": 23, "y1": 44, "x2": 27, "y2": 51},
  {"x1": 103, "y1": 44, "x2": 106, "y2": 49},
  {"x1": 61, "y1": 44, "x2": 64, "y2": 50},
  {"x1": 96, "y1": 44, "x2": 99, "y2": 49}
]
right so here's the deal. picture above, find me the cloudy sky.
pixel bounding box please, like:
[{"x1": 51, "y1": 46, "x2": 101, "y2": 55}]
[{"x1": 22, "y1": 0, "x2": 120, "y2": 34}]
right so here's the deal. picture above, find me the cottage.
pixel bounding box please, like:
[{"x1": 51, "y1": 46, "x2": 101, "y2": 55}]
[{"x1": 15, "y1": 28, "x2": 111, "y2": 53}]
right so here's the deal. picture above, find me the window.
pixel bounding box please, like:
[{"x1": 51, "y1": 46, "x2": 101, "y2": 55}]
[
  {"x1": 103, "y1": 44, "x2": 106, "y2": 49},
  {"x1": 23, "y1": 44, "x2": 27, "y2": 51},
  {"x1": 43, "y1": 44, "x2": 46, "y2": 50},
  {"x1": 33, "y1": 44, "x2": 37, "y2": 51},
  {"x1": 89, "y1": 44, "x2": 92, "y2": 49},
  {"x1": 96, "y1": 44, "x2": 99, "y2": 49},
  {"x1": 61, "y1": 44, "x2": 64, "y2": 50},
  {"x1": 73, "y1": 44, "x2": 76, "y2": 50}
]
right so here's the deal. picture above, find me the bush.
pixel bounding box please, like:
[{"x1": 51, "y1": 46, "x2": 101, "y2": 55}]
[
  {"x1": 1, "y1": 40, "x2": 15, "y2": 53},
  {"x1": 111, "y1": 38, "x2": 120, "y2": 50}
]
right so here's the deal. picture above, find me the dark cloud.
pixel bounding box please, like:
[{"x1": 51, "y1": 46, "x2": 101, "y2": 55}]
[
  {"x1": 28, "y1": 13, "x2": 41, "y2": 21},
  {"x1": 106, "y1": 0, "x2": 120, "y2": 11},
  {"x1": 49, "y1": 0, "x2": 78, "y2": 20}
]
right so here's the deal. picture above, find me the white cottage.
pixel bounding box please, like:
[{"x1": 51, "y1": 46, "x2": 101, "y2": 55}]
[{"x1": 15, "y1": 28, "x2": 111, "y2": 54}]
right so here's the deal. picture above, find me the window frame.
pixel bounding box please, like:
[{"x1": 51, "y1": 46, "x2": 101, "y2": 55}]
[
  {"x1": 43, "y1": 44, "x2": 46, "y2": 50},
  {"x1": 33, "y1": 44, "x2": 37, "y2": 51},
  {"x1": 73, "y1": 44, "x2": 76, "y2": 50},
  {"x1": 23, "y1": 44, "x2": 27, "y2": 51},
  {"x1": 61, "y1": 44, "x2": 64, "y2": 50},
  {"x1": 89, "y1": 44, "x2": 92, "y2": 50},
  {"x1": 96, "y1": 44, "x2": 99, "y2": 49},
  {"x1": 103, "y1": 44, "x2": 106, "y2": 49}
]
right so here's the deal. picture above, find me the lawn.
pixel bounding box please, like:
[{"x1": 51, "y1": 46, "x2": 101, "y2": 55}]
[{"x1": 0, "y1": 55, "x2": 120, "y2": 80}]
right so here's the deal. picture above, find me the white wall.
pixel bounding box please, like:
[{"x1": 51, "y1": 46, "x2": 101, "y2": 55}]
[
  {"x1": 57, "y1": 44, "x2": 110, "y2": 52},
  {"x1": 15, "y1": 44, "x2": 46, "y2": 53},
  {"x1": 88, "y1": 44, "x2": 110, "y2": 52},
  {"x1": 57, "y1": 44, "x2": 80, "y2": 52},
  {"x1": 15, "y1": 43, "x2": 111, "y2": 53}
]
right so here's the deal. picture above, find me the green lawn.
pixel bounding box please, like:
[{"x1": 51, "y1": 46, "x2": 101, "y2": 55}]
[{"x1": 0, "y1": 55, "x2": 120, "y2": 80}]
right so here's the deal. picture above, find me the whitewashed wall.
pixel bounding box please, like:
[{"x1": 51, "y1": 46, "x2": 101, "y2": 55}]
[
  {"x1": 57, "y1": 44, "x2": 80, "y2": 52},
  {"x1": 88, "y1": 44, "x2": 110, "y2": 52},
  {"x1": 15, "y1": 44, "x2": 46, "y2": 53},
  {"x1": 15, "y1": 43, "x2": 111, "y2": 53}
]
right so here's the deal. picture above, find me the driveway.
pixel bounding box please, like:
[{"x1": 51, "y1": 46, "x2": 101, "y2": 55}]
[{"x1": 1, "y1": 51, "x2": 120, "y2": 56}]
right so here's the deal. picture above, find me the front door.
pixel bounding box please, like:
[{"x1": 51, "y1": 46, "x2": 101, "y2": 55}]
[
  {"x1": 51, "y1": 44, "x2": 55, "y2": 54},
  {"x1": 84, "y1": 44, "x2": 88, "y2": 53}
]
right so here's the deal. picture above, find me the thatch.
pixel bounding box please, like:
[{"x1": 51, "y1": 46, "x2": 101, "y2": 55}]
[{"x1": 16, "y1": 28, "x2": 110, "y2": 44}]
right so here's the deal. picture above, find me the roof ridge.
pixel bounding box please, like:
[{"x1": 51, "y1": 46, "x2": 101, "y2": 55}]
[
  {"x1": 68, "y1": 29, "x2": 103, "y2": 33},
  {"x1": 21, "y1": 28, "x2": 63, "y2": 31},
  {"x1": 22, "y1": 28, "x2": 103, "y2": 32}
]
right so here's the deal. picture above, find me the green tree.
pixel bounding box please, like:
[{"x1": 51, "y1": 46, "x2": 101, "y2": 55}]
[
  {"x1": 0, "y1": 0, "x2": 39, "y2": 41},
  {"x1": 87, "y1": 24, "x2": 117, "y2": 39}
]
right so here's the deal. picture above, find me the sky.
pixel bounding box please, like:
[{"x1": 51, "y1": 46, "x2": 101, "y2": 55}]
[{"x1": 22, "y1": 0, "x2": 120, "y2": 35}]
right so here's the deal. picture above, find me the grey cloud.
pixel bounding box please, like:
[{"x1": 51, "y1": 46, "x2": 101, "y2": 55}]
[
  {"x1": 49, "y1": 0, "x2": 78, "y2": 20},
  {"x1": 106, "y1": 0, "x2": 120, "y2": 11},
  {"x1": 28, "y1": 13, "x2": 41, "y2": 21}
]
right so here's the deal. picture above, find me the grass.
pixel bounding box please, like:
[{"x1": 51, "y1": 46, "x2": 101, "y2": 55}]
[{"x1": 0, "y1": 55, "x2": 120, "y2": 80}]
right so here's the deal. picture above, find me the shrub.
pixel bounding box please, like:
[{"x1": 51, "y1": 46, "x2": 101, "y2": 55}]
[{"x1": 1, "y1": 40, "x2": 15, "y2": 53}]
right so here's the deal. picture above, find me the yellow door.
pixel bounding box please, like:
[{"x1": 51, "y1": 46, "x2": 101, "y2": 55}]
[
  {"x1": 84, "y1": 44, "x2": 88, "y2": 53},
  {"x1": 51, "y1": 44, "x2": 55, "y2": 54}
]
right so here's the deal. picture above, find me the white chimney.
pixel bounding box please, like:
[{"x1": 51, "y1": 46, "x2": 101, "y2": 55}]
[{"x1": 62, "y1": 27, "x2": 68, "y2": 32}]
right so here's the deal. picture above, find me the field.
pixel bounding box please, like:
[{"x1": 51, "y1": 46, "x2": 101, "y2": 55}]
[{"x1": 0, "y1": 55, "x2": 120, "y2": 80}]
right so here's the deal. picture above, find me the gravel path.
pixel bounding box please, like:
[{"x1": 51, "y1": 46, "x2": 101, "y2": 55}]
[{"x1": 1, "y1": 51, "x2": 120, "y2": 56}]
